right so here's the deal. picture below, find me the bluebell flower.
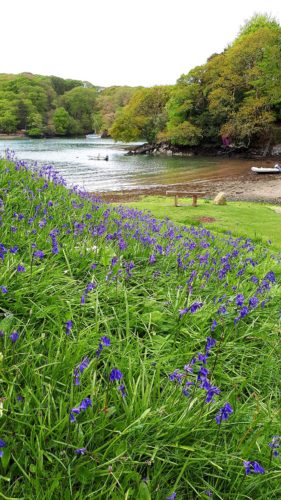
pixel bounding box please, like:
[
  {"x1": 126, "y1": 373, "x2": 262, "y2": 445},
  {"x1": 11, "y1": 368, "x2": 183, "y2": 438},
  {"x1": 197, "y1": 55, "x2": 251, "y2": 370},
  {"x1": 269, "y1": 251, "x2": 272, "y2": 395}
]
[
  {"x1": 265, "y1": 271, "x2": 275, "y2": 283},
  {"x1": 211, "y1": 320, "x2": 218, "y2": 331},
  {"x1": 65, "y1": 321, "x2": 73, "y2": 335},
  {"x1": 243, "y1": 460, "x2": 265, "y2": 475},
  {"x1": 249, "y1": 296, "x2": 259, "y2": 308},
  {"x1": 169, "y1": 369, "x2": 185, "y2": 383},
  {"x1": 74, "y1": 368, "x2": 80, "y2": 386},
  {"x1": 17, "y1": 265, "x2": 26, "y2": 272},
  {"x1": 269, "y1": 436, "x2": 280, "y2": 458},
  {"x1": 235, "y1": 294, "x2": 244, "y2": 306},
  {"x1": 149, "y1": 254, "x2": 156, "y2": 264},
  {"x1": 118, "y1": 384, "x2": 126, "y2": 397},
  {"x1": 101, "y1": 336, "x2": 111, "y2": 346},
  {"x1": 166, "y1": 493, "x2": 176, "y2": 500},
  {"x1": 179, "y1": 307, "x2": 189, "y2": 317},
  {"x1": 79, "y1": 357, "x2": 90, "y2": 373},
  {"x1": 215, "y1": 402, "x2": 233, "y2": 424},
  {"x1": 10, "y1": 331, "x2": 19, "y2": 343},
  {"x1": 79, "y1": 398, "x2": 92, "y2": 410},
  {"x1": 0, "y1": 286, "x2": 8, "y2": 294},
  {"x1": 190, "y1": 301, "x2": 203, "y2": 313},
  {"x1": 0, "y1": 439, "x2": 6, "y2": 458},
  {"x1": 33, "y1": 250, "x2": 45, "y2": 259},
  {"x1": 206, "y1": 337, "x2": 216, "y2": 352},
  {"x1": 110, "y1": 368, "x2": 123, "y2": 382},
  {"x1": 74, "y1": 447, "x2": 87, "y2": 455}
]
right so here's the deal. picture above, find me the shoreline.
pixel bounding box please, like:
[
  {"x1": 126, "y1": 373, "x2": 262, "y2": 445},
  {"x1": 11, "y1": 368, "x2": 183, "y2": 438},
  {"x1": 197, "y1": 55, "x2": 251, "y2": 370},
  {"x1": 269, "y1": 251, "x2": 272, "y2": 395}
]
[{"x1": 95, "y1": 171, "x2": 281, "y2": 205}]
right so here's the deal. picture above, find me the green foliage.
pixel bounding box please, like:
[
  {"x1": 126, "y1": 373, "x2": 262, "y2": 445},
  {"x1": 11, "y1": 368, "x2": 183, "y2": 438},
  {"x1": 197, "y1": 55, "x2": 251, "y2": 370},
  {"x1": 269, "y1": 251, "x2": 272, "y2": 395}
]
[
  {"x1": 159, "y1": 121, "x2": 202, "y2": 146},
  {"x1": 110, "y1": 86, "x2": 172, "y2": 142},
  {"x1": 52, "y1": 107, "x2": 71, "y2": 135}
]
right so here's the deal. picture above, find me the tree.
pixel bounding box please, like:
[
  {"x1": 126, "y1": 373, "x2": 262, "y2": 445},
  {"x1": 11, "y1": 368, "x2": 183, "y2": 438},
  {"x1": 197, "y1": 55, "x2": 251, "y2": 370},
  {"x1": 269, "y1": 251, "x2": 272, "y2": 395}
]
[
  {"x1": 52, "y1": 107, "x2": 71, "y2": 135},
  {"x1": 110, "y1": 86, "x2": 172, "y2": 142}
]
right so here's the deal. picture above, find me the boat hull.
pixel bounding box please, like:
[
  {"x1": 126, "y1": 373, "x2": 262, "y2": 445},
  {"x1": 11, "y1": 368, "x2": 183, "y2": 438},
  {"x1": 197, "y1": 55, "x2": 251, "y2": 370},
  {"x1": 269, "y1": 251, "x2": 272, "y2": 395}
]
[{"x1": 251, "y1": 166, "x2": 281, "y2": 174}]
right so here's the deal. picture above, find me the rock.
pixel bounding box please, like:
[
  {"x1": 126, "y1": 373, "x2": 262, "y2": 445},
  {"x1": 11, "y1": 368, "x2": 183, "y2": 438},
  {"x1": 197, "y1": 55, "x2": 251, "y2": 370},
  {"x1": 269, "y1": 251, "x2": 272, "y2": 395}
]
[{"x1": 213, "y1": 192, "x2": 227, "y2": 205}]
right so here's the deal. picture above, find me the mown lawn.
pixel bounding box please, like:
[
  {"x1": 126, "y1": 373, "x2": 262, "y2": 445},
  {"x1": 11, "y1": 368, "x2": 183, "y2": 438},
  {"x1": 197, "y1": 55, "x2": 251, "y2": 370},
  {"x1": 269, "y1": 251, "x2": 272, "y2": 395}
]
[
  {"x1": 123, "y1": 196, "x2": 281, "y2": 250},
  {"x1": 0, "y1": 158, "x2": 281, "y2": 499}
]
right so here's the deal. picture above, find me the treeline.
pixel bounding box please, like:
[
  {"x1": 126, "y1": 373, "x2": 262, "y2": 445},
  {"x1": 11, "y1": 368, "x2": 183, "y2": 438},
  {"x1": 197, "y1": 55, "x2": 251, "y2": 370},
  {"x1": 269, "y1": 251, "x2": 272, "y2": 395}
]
[
  {"x1": 1, "y1": 14, "x2": 281, "y2": 148},
  {"x1": 110, "y1": 14, "x2": 281, "y2": 149},
  {"x1": 0, "y1": 73, "x2": 138, "y2": 138}
]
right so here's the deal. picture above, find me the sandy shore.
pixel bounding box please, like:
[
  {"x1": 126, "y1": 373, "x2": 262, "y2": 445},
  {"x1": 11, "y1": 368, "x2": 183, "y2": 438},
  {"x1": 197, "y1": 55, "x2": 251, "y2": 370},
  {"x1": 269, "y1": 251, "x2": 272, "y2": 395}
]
[{"x1": 95, "y1": 170, "x2": 281, "y2": 204}]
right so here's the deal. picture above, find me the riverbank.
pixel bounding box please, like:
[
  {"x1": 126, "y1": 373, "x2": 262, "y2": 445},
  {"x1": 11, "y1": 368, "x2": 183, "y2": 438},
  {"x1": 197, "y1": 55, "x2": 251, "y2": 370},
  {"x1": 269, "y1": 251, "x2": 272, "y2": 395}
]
[{"x1": 96, "y1": 169, "x2": 281, "y2": 204}]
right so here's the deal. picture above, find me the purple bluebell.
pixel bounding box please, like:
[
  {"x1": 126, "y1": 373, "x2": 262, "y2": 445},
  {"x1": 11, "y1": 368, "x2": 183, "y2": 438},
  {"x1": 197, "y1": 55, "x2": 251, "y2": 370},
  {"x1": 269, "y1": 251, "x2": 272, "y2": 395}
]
[
  {"x1": 33, "y1": 250, "x2": 45, "y2": 259},
  {"x1": 0, "y1": 330, "x2": 4, "y2": 337},
  {"x1": 110, "y1": 368, "x2": 123, "y2": 382},
  {"x1": 235, "y1": 294, "x2": 244, "y2": 306},
  {"x1": 17, "y1": 265, "x2": 26, "y2": 272},
  {"x1": 0, "y1": 286, "x2": 8, "y2": 294},
  {"x1": 85, "y1": 282, "x2": 96, "y2": 294},
  {"x1": 79, "y1": 357, "x2": 90, "y2": 373},
  {"x1": 239, "y1": 306, "x2": 249, "y2": 319},
  {"x1": 215, "y1": 402, "x2": 233, "y2": 424},
  {"x1": 74, "y1": 368, "x2": 80, "y2": 386},
  {"x1": 10, "y1": 331, "x2": 19, "y2": 343},
  {"x1": 149, "y1": 254, "x2": 156, "y2": 264},
  {"x1": 179, "y1": 307, "x2": 189, "y2": 317},
  {"x1": 74, "y1": 447, "x2": 87, "y2": 455},
  {"x1": 197, "y1": 366, "x2": 209, "y2": 382},
  {"x1": 69, "y1": 412, "x2": 76, "y2": 423},
  {"x1": 169, "y1": 369, "x2": 185, "y2": 383},
  {"x1": 211, "y1": 320, "x2": 218, "y2": 331},
  {"x1": 65, "y1": 321, "x2": 73, "y2": 335},
  {"x1": 265, "y1": 271, "x2": 275, "y2": 283},
  {"x1": 118, "y1": 384, "x2": 126, "y2": 397},
  {"x1": 10, "y1": 246, "x2": 19, "y2": 254},
  {"x1": 190, "y1": 301, "x2": 203, "y2": 314},
  {"x1": 166, "y1": 493, "x2": 176, "y2": 500},
  {"x1": 249, "y1": 296, "x2": 259, "y2": 308},
  {"x1": 269, "y1": 436, "x2": 280, "y2": 458},
  {"x1": 101, "y1": 336, "x2": 111, "y2": 346},
  {"x1": 243, "y1": 461, "x2": 265, "y2": 475},
  {"x1": 206, "y1": 337, "x2": 216, "y2": 352},
  {"x1": 79, "y1": 398, "x2": 92, "y2": 410},
  {"x1": 203, "y1": 491, "x2": 213, "y2": 498}
]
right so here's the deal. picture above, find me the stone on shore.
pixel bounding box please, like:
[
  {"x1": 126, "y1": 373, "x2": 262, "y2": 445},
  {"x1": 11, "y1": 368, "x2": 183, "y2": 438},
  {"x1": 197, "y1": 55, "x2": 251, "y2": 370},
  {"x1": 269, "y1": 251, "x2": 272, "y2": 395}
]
[{"x1": 213, "y1": 192, "x2": 227, "y2": 205}]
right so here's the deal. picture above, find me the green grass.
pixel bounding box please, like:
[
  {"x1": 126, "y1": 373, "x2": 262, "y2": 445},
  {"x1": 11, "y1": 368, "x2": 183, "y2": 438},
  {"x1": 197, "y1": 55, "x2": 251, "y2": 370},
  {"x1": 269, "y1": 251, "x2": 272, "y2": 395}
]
[
  {"x1": 123, "y1": 196, "x2": 281, "y2": 250},
  {"x1": 0, "y1": 159, "x2": 281, "y2": 499}
]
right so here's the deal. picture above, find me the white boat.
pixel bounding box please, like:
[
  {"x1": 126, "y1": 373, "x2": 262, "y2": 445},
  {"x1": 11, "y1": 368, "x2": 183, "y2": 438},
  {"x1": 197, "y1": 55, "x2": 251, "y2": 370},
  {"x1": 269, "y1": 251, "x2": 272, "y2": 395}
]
[{"x1": 251, "y1": 164, "x2": 281, "y2": 174}]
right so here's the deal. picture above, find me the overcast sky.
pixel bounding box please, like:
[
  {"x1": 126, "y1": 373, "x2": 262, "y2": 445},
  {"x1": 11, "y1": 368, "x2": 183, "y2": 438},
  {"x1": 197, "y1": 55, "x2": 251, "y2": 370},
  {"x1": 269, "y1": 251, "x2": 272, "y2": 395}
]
[{"x1": 1, "y1": 0, "x2": 281, "y2": 87}]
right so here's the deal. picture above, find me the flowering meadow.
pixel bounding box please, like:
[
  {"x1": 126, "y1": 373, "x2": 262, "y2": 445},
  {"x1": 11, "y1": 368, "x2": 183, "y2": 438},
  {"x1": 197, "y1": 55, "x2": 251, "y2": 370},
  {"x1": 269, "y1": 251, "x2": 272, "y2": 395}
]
[{"x1": 0, "y1": 152, "x2": 280, "y2": 499}]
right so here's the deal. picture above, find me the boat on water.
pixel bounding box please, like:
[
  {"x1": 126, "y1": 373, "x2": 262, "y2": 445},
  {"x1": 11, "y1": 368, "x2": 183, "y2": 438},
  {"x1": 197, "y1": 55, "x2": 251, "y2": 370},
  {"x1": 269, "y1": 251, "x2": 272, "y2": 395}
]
[
  {"x1": 88, "y1": 155, "x2": 109, "y2": 161},
  {"x1": 251, "y1": 164, "x2": 281, "y2": 174}
]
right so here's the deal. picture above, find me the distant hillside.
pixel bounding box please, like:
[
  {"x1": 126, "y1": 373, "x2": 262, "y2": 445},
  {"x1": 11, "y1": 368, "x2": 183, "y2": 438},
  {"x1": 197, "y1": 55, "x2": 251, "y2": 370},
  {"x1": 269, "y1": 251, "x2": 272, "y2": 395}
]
[{"x1": 0, "y1": 72, "x2": 139, "y2": 138}]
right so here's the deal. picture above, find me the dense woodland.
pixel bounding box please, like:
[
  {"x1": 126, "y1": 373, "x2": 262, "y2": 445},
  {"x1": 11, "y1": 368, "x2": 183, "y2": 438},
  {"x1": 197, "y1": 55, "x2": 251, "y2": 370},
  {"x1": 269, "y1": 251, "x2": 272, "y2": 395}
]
[{"x1": 1, "y1": 15, "x2": 281, "y2": 149}]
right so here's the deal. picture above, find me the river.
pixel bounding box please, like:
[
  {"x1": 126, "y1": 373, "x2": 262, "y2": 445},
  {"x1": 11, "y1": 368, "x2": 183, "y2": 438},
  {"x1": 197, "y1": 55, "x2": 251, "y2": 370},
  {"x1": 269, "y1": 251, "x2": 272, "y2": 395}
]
[{"x1": 0, "y1": 135, "x2": 254, "y2": 192}]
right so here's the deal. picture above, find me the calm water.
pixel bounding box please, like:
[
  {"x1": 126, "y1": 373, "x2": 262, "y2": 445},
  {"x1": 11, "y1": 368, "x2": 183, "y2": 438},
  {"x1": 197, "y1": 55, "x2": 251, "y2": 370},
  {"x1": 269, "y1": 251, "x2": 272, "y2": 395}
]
[{"x1": 0, "y1": 136, "x2": 253, "y2": 192}]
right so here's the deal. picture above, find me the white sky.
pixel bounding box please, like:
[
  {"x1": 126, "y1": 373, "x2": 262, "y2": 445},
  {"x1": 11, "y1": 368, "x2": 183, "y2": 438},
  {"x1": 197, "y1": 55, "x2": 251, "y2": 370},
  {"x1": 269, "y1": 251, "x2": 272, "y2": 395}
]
[{"x1": 1, "y1": 0, "x2": 281, "y2": 88}]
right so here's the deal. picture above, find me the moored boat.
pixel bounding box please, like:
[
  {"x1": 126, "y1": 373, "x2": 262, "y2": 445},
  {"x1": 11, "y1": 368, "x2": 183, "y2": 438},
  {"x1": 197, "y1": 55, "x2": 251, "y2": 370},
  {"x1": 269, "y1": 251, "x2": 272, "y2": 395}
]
[{"x1": 251, "y1": 164, "x2": 281, "y2": 174}]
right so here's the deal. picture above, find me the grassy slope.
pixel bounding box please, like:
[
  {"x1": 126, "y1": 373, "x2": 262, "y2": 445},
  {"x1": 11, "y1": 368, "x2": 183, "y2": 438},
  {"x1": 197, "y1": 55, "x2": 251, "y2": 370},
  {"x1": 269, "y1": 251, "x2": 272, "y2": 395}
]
[
  {"x1": 0, "y1": 160, "x2": 281, "y2": 499},
  {"x1": 123, "y1": 196, "x2": 281, "y2": 250}
]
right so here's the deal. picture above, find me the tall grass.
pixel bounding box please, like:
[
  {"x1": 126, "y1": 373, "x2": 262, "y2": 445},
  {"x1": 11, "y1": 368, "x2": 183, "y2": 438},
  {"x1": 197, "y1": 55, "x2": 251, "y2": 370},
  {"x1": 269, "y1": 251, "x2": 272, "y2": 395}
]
[{"x1": 0, "y1": 154, "x2": 280, "y2": 499}]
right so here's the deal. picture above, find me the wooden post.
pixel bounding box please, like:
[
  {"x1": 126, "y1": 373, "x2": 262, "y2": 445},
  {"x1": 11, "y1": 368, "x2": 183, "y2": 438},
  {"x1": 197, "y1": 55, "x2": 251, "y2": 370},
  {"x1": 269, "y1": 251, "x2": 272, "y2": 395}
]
[
  {"x1": 174, "y1": 194, "x2": 178, "y2": 207},
  {"x1": 192, "y1": 194, "x2": 198, "y2": 207}
]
